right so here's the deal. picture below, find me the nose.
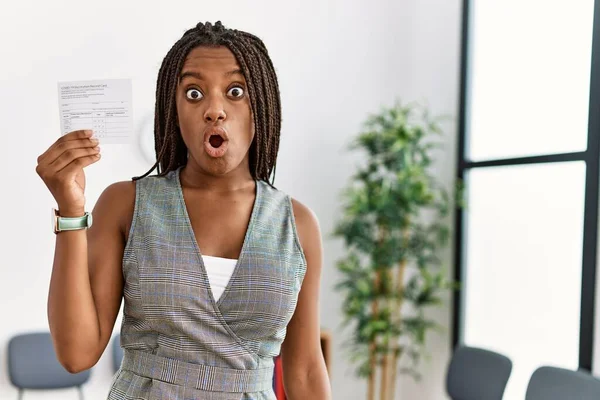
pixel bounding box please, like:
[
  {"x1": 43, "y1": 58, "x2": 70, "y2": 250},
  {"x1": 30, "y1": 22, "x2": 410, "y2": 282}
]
[{"x1": 203, "y1": 96, "x2": 226, "y2": 123}]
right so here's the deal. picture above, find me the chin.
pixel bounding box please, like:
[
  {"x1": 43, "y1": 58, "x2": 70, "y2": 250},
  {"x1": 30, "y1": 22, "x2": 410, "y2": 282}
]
[
  {"x1": 197, "y1": 155, "x2": 237, "y2": 176},
  {"x1": 205, "y1": 165, "x2": 234, "y2": 176}
]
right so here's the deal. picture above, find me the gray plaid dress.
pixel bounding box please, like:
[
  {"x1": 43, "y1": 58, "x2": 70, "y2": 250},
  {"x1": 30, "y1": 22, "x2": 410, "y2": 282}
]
[{"x1": 107, "y1": 166, "x2": 307, "y2": 400}]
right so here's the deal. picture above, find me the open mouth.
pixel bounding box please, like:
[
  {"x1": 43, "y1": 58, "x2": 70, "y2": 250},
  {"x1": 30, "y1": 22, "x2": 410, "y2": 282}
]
[
  {"x1": 209, "y1": 134, "x2": 225, "y2": 148},
  {"x1": 203, "y1": 127, "x2": 229, "y2": 158}
]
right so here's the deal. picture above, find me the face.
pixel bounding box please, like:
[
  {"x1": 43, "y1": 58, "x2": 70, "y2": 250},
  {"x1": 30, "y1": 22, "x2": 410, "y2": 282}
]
[{"x1": 175, "y1": 46, "x2": 254, "y2": 176}]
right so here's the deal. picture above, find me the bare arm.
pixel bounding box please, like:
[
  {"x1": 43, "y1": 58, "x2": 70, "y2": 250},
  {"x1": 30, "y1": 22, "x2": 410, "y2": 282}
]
[
  {"x1": 37, "y1": 130, "x2": 134, "y2": 373},
  {"x1": 281, "y1": 199, "x2": 332, "y2": 400},
  {"x1": 48, "y1": 182, "x2": 133, "y2": 372}
]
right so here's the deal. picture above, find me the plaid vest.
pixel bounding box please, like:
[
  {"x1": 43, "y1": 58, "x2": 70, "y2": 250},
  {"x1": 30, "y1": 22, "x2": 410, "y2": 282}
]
[{"x1": 108, "y1": 166, "x2": 307, "y2": 400}]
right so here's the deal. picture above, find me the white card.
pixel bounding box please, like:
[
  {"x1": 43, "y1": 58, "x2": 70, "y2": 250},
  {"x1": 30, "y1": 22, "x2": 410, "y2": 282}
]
[{"x1": 57, "y1": 79, "x2": 133, "y2": 144}]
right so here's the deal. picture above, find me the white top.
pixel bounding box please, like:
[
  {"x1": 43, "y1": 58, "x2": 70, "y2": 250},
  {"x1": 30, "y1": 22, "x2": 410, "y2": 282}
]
[{"x1": 201, "y1": 255, "x2": 237, "y2": 302}]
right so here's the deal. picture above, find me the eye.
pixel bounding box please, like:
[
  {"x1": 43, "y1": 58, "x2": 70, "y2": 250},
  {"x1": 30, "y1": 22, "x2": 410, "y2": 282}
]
[
  {"x1": 227, "y1": 86, "x2": 245, "y2": 98},
  {"x1": 186, "y1": 88, "x2": 203, "y2": 100}
]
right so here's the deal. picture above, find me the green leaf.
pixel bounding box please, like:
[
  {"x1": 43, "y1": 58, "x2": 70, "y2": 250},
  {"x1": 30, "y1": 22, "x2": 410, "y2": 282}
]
[{"x1": 332, "y1": 98, "x2": 458, "y2": 382}]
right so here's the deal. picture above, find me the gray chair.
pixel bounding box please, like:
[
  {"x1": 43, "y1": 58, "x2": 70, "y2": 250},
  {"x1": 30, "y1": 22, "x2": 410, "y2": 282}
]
[
  {"x1": 446, "y1": 345, "x2": 512, "y2": 400},
  {"x1": 525, "y1": 366, "x2": 600, "y2": 400},
  {"x1": 8, "y1": 332, "x2": 91, "y2": 400},
  {"x1": 111, "y1": 333, "x2": 123, "y2": 372}
]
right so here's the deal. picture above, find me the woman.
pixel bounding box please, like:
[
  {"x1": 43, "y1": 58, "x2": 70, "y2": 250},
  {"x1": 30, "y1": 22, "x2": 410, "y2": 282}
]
[{"x1": 36, "y1": 21, "x2": 331, "y2": 400}]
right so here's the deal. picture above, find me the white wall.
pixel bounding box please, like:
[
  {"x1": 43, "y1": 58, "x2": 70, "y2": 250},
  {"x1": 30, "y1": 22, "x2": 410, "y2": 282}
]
[{"x1": 0, "y1": 0, "x2": 462, "y2": 399}]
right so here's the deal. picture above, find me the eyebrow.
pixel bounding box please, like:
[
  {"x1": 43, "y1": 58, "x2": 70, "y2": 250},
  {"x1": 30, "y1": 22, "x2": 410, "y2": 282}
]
[{"x1": 178, "y1": 69, "x2": 244, "y2": 82}]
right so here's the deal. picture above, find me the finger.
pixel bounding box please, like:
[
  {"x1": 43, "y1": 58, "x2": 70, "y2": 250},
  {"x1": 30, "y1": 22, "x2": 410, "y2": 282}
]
[
  {"x1": 39, "y1": 136, "x2": 99, "y2": 166},
  {"x1": 48, "y1": 146, "x2": 101, "y2": 174},
  {"x1": 37, "y1": 130, "x2": 94, "y2": 164},
  {"x1": 62, "y1": 129, "x2": 94, "y2": 142},
  {"x1": 55, "y1": 153, "x2": 102, "y2": 178}
]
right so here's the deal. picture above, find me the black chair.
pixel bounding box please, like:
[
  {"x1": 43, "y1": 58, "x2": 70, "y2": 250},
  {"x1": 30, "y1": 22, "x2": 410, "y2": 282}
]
[
  {"x1": 8, "y1": 332, "x2": 91, "y2": 400},
  {"x1": 446, "y1": 345, "x2": 512, "y2": 400},
  {"x1": 525, "y1": 365, "x2": 600, "y2": 400}
]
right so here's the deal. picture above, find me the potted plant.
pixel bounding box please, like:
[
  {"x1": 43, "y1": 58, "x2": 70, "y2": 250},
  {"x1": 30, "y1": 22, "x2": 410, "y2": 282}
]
[{"x1": 333, "y1": 100, "x2": 460, "y2": 400}]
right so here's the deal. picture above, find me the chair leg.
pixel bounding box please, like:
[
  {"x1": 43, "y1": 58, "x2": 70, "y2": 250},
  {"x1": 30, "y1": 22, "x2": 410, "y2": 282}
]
[
  {"x1": 78, "y1": 386, "x2": 84, "y2": 400},
  {"x1": 17, "y1": 389, "x2": 23, "y2": 400}
]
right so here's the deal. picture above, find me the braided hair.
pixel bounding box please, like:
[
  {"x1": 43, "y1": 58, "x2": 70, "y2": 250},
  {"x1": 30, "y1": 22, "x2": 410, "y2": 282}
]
[{"x1": 133, "y1": 21, "x2": 281, "y2": 186}]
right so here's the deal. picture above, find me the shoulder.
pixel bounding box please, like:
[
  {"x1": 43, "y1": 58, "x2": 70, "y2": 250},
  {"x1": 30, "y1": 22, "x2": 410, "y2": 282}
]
[
  {"x1": 99, "y1": 180, "x2": 136, "y2": 208},
  {"x1": 290, "y1": 197, "x2": 322, "y2": 258},
  {"x1": 290, "y1": 198, "x2": 319, "y2": 233},
  {"x1": 102, "y1": 179, "x2": 136, "y2": 197},
  {"x1": 94, "y1": 180, "x2": 137, "y2": 240},
  {"x1": 99, "y1": 172, "x2": 172, "y2": 205},
  {"x1": 260, "y1": 181, "x2": 321, "y2": 244},
  {"x1": 95, "y1": 172, "x2": 177, "y2": 240}
]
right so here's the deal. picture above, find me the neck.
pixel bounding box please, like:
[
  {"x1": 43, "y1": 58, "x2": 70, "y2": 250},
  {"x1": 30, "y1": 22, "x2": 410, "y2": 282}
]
[{"x1": 179, "y1": 162, "x2": 254, "y2": 193}]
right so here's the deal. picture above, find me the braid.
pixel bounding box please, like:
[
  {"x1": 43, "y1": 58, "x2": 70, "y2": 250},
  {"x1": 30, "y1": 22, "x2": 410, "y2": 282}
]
[{"x1": 133, "y1": 21, "x2": 281, "y2": 187}]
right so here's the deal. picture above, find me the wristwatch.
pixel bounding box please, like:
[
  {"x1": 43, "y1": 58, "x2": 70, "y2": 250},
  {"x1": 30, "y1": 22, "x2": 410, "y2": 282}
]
[{"x1": 52, "y1": 208, "x2": 93, "y2": 234}]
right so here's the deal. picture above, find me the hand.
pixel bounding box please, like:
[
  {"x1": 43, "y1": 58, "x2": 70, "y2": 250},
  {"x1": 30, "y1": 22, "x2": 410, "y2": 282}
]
[{"x1": 36, "y1": 129, "x2": 101, "y2": 216}]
